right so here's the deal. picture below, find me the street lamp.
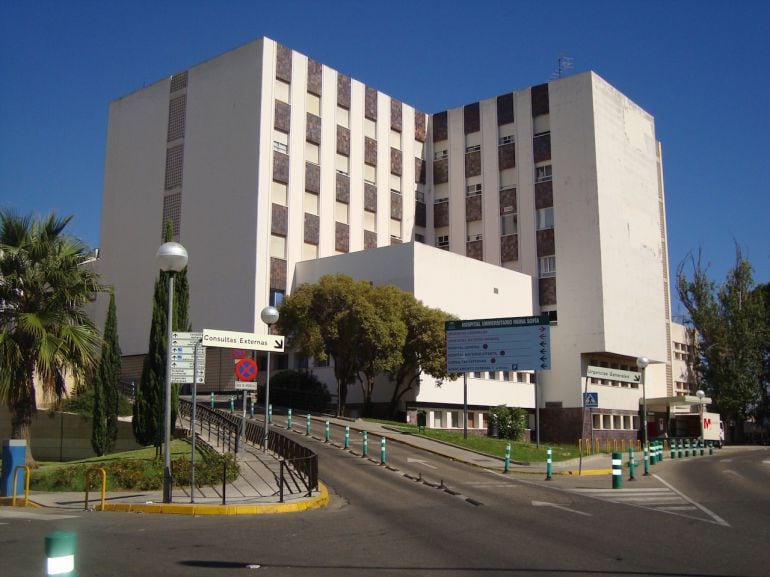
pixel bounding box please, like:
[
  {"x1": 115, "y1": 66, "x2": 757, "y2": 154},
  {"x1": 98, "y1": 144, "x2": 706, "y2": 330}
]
[
  {"x1": 696, "y1": 389, "x2": 705, "y2": 441},
  {"x1": 157, "y1": 241, "x2": 188, "y2": 503},
  {"x1": 636, "y1": 356, "x2": 650, "y2": 475},
  {"x1": 261, "y1": 305, "x2": 280, "y2": 452}
]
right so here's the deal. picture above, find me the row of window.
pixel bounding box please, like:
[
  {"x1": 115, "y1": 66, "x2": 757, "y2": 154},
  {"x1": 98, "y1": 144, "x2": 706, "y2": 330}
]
[{"x1": 592, "y1": 414, "x2": 640, "y2": 431}]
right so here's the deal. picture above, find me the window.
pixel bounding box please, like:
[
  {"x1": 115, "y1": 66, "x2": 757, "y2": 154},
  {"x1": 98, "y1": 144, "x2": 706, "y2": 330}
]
[
  {"x1": 466, "y1": 183, "x2": 482, "y2": 197},
  {"x1": 336, "y1": 107, "x2": 349, "y2": 128},
  {"x1": 305, "y1": 142, "x2": 319, "y2": 164},
  {"x1": 275, "y1": 80, "x2": 290, "y2": 103},
  {"x1": 536, "y1": 207, "x2": 554, "y2": 230},
  {"x1": 436, "y1": 235, "x2": 449, "y2": 249},
  {"x1": 415, "y1": 233, "x2": 425, "y2": 243},
  {"x1": 593, "y1": 414, "x2": 602, "y2": 429},
  {"x1": 501, "y1": 213, "x2": 517, "y2": 235},
  {"x1": 498, "y1": 135, "x2": 514, "y2": 146},
  {"x1": 434, "y1": 197, "x2": 448, "y2": 204},
  {"x1": 273, "y1": 130, "x2": 289, "y2": 154},
  {"x1": 535, "y1": 164, "x2": 552, "y2": 183},
  {"x1": 539, "y1": 255, "x2": 556, "y2": 278},
  {"x1": 364, "y1": 164, "x2": 376, "y2": 185},
  {"x1": 273, "y1": 141, "x2": 288, "y2": 154},
  {"x1": 336, "y1": 153, "x2": 349, "y2": 176},
  {"x1": 415, "y1": 190, "x2": 425, "y2": 202},
  {"x1": 270, "y1": 289, "x2": 285, "y2": 307},
  {"x1": 434, "y1": 149, "x2": 448, "y2": 161},
  {"x1": 467, "y1": 233, "x2": 483, "y2": 242},
  {"x1": 465, "y1": 144, "x2": 480, "y2": 153},
  {"x1": 305, "y1": 93, "x2": 320, "y2": 116}
]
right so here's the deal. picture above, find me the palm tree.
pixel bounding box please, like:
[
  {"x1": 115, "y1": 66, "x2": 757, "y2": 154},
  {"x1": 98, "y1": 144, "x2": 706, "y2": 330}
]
[{"x1": 0, "y1": 211, "x2": 105, "y2": 462}]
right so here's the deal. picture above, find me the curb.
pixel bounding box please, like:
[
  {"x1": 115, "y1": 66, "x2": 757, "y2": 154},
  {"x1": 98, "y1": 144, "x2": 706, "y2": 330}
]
[{"x1": 100, "y1": 482, "x2": 329, "y2": 515}]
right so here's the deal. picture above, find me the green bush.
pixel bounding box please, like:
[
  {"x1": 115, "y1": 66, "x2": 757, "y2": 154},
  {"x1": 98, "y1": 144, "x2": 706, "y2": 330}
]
[
  {"x1": 61, "y1": 387, "x2": 132, "y2": 417},
  {"x1": 263, "y1": 369, "x2": 331, "y2": 412},
  {"x1": 489, "y1": 405, "x2": 528, "y2": 441}
]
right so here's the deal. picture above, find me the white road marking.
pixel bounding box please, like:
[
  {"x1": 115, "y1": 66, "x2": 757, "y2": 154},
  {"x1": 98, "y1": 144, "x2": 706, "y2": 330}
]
[
  {"x1": 723, "y1": 469, "x2": 743, "y2": 477},
  {"x1": 407, "y1": 458, "x2": 438, "y2": 470},
  {"x1": 654, "y1": 475, "x2": 730, "y2": 527},
  {"x1": 532, "y1": 500, "x2": 591, "y2": 516}
]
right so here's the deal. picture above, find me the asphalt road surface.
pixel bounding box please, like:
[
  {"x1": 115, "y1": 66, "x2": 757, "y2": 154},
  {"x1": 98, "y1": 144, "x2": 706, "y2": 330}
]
[{"x1": 2, "y1": 435, "x2": 768, "y2": 577}]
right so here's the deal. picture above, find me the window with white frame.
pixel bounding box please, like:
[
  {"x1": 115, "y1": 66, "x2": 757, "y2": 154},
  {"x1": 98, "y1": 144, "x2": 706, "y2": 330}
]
[
  {"x1": 436, "y1": 235, "x2": 449, "y2": 249},
  {"x1": 336, "y1": 106, "x2": 349, "y2": 128},
  {"x1": 364, "y1": 164, "x2": 376, "y2": 185},
  {"x1": 305, "y1": 141, "x2": 319, "y2": 164},
  {"x1": 335, "y1": 153, "x2": 349, "y2": 176},
  {"x1": 466, "y1": 183, "x2": 482, "y2": 197},
  {"x1": 498, "y1": 135, "x2": 514, "y2": 146},
  {"x1": 433, "y1": 149, "x2": 448, "y2": 161},
  {"x1": 305, "y1": 92, "x2": 320, "y2": 116},
  {"x1": 539, "y1": 255, "x2": 556, "y2": 278},
  {"x1": 275, "y1": 80, "x2": 290, "y2": 104},
  {"x1": 501, "y1": 213, "x2": 517, "y2": 235},
  {"x1": 535, "y1": 164, "x2": 552, "y2": 182},
  {"x1": 465, "y1": 144, "x2": 480, "y2": 153},
  {"x1": 536, "y1": 207, "x2": 554, "y2": 230},
  {"x1": 273, "y1": 130, "x2": 289, "y2": 154}
]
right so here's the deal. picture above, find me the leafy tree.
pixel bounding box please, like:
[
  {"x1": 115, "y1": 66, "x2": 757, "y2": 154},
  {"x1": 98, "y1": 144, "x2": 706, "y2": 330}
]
[
  {"x1": 278, "y1": 275, "x2": 371, "y2": 416},
  {"x1": 0, "y1": 211, "x2": 105, "y2": 463},
  {"x1": 356, "y1": 284, "x2": 407, "y2": 416},
  {"x1": 388, "y1": 294, "x2": 456, "y2": 418},
  {"x1": 264, "y1": 369, "x2": 331, "y2": 412},
  {"x1": 677, "y1": 249, "x2": 768, "y2": 427},
  {"x1": 133, "y1": 222, "x2": 190, "y2": 450},
  {"x1": 92, "y1": 292, "x2": 121, "y2": 455}
]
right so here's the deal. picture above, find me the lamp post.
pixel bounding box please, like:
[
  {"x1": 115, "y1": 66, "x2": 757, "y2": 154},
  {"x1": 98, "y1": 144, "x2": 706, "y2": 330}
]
[
  {"x1": 157, "y1": 241, "x2": 188, "y2": 504},
  {"x1": 636, "y1": 356, "x2": 649, "y2": 475},
  {"x1": 261, "y1": 306, "x2": 280, "y2": 452},
  {"x1": 696, "y1": 389, "x2": 705, "y2": 442}
]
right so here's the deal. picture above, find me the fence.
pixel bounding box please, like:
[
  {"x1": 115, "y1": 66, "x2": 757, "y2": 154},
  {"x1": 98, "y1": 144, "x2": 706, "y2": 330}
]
[{"x1": 178, "y1": 399, "x2": 318, "y2": 499}]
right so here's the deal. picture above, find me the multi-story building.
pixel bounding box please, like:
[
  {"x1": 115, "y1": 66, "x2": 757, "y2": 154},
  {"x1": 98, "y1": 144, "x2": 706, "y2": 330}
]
[{"x1": 96, "y1": 37, "x2": 679, "y2": 443}]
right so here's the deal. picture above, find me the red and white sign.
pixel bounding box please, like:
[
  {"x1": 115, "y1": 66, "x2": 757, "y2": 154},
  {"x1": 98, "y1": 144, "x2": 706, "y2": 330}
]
[{"x1": 234, "y1": 359, "x2": 258, "y2": 381}]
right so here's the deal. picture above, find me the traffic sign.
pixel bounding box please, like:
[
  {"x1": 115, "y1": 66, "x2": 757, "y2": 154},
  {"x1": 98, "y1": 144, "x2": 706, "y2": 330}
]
[
  {"x1": 445, "y1": 315, "x2": 551, "y2": 373},
  {"x1": 232, "y1": 348, "x2": 247, "y2": 359},
  {"x1": 583, "y1": 392, "x2": 599, "y2": 408},
  {"x1": 235, "y1": 359, "x2": 258, "y2": 381},
  {"x1": 202, "y1": 328, "x2": 285, "y2": 352},
  {"x1": 234, "y1": 381, "x2": 259, "y2": 391}
]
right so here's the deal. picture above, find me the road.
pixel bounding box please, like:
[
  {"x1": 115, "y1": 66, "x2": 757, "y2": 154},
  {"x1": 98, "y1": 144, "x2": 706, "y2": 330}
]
[{"x1": 2, "y1": 425, "x2": 769, "y2": 576}]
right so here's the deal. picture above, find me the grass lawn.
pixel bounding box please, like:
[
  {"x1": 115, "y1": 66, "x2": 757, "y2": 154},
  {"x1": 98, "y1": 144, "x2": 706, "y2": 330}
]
[{"x1": 362, "y1": 419, "x2": 579, "y2": 462}]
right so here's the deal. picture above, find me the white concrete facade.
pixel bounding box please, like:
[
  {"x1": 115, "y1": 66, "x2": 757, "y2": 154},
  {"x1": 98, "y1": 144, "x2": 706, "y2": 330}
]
[{"x1": 96, "y1": 37, "x2": 674, "y2": 441}]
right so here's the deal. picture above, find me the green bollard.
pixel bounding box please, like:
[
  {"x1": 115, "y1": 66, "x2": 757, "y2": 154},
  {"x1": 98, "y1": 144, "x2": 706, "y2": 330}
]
[
  {"x1": 708, "y1": 441, "x2": 713, "y2": 455},
  {"x1": 545, "y1": 447, "x2": 553, "y2": 480},
  {"x1": 325, "y1": 420, "x2": 330, "y2": 443},
  {"x1": 700, "y1": 439, "x2": 705, "y2": 456},
  {"x1": 677, "y1": 439, "x2": 683, "y2": 459},
  {"x1": 612, "y1": 452, "x2": 623, "y2": 489},
  {"x1": 670, "y1": 440, "x2": 676, "y2": 459},
  {"x1": 504, "y1": 443, "x2": 511, "y2": 473},
  {"x1": 249, "y1": 397, "x2": 254, "y2": 418},
  {"x1": 210, "y1": 392, "x2": 214, "y2": 409},
  {"x1": 287, "y1": 408, "x2": 292, "y2": 429},
  {"x1": 362, "y1": 431, "x2": 368, "y2": 457},
  {"x1": 380, "y1": 437, "x2": 386, "y2": 464},
  {"x1": 268, "y1": 404, "x2": 273, "y2": 424},
  {"x1": 306, "y1": 414, "x2": 311, "y2": 436},
  {"x1": 344, "y1": 426, "x2": 350, "y2": 449},
  {"x1": 643, "y1": 444, "x2": 650, "y2": 476},
  {"x1": 658, "y1": 440, "x2": 664, "y2": 461},
  {"x1": 45, "y1": 531, "x2": 76, "y2": 577},
  {"x1": 685, "y1": 439, "x2": 690, "y2": 457},
  {"x1": 628, "y1": 447, "x2": 636, "y2": 481},
  {"x1": 229, "y1": 397, "x2": 234, "y2": 414}
]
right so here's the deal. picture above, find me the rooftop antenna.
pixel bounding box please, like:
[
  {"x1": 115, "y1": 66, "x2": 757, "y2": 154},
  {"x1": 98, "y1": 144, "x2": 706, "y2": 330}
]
[{"x1": 551, "y1": 53, "x2": 574, "y2": 80}]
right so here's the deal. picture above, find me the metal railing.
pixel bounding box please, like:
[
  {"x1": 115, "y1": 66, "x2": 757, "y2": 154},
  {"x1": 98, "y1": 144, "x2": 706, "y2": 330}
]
[{"x1": 179, "y1": 399, "x2": 318, "y2": 499}]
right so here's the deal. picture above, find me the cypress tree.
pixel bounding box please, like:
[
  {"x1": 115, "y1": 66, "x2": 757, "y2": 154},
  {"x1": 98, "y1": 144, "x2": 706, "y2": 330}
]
[
  {"x1": 91, "y1": 369, "x2": 107, "y2": 456},
  {"x1": 101, "y1": 292, "x2": 122, "y2": 452}
]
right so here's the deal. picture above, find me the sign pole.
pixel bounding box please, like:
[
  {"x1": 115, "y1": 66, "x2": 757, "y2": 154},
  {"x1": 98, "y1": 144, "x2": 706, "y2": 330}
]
[
  {"x1": 190, "y1": 338, "x2": 201, "y2": 503},
  {"x1": 535, "y1": 370, "x2": 540, "y2": 448},
  {"x1": 463, "y1": 372, "x2": 468, "y2": 440}
]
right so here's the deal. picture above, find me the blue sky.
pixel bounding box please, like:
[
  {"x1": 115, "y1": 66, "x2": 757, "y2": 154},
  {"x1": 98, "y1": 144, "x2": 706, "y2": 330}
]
[{"x1": 1, "y1": 0, "x2": 768, "y2": 317}]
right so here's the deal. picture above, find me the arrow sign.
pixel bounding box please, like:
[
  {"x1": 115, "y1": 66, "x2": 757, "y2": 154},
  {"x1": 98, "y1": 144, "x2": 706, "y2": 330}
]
[
  {"x1": 202, "y1": 328, "x2": 285, "y2": 352},
  {"x1": 532, "y1": 501, "x2": 591, "y2": 516}
]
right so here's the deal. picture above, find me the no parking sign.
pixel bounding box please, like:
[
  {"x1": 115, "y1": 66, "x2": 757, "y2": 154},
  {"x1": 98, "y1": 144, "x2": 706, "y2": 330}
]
[{"x1": 234, "y1": 359, "x2": 258, "y2": 381}]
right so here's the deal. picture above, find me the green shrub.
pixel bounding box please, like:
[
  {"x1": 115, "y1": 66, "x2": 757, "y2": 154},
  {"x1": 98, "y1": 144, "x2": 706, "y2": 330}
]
[
  {"x1": 489, "y1": 405, "x2": 528, "y2": 441},
  {"x1": 263, "y1": 370, "x2": 331, "y2": 412},
  {"x1": 62, "y1": 387, "x2": 132, "y2": 417}
]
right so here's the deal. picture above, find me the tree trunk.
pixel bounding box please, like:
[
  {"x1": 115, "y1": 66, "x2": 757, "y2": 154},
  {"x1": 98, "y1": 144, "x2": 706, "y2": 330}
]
[{"x1": 9, "y1": 378, "x2": 37, "y2": 466}]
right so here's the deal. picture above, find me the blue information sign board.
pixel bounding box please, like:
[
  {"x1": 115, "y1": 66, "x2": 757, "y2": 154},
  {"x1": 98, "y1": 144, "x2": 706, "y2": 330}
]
[
  {"x1": 583, "y1": 392, "x2": 599, "y2": 408},
  {"x1": 445, "y1": 315, "x2": 551, "y2": 373}
]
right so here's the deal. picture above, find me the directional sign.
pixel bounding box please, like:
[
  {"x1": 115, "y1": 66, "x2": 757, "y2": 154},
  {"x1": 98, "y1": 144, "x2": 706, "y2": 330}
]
[
  {"x1": 583, "y1": 392, "x2": 599, "y2": 409},
  {"x1": 445, "y1": 315, "x2": 551, "y2": 373},
  {"x1": 235, "y1": 359, "x2": 258, "y2": 381},
  {"x1": 586, "y1": 365, "x2": 640, "y2": 384},
  {"x1": 170, "y1": 332, "x2": 205, "y2": 384},
  {"x1": 202, "y1": 329, "x2": 285, "y2": 352}
]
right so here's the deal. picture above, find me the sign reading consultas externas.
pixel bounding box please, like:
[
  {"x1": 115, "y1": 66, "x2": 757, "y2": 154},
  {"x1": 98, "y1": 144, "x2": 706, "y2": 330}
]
[
  {"x1": 202, "y1": 329, "x2": 284, "y2": 353},
  {"x1": 445, "y1": 315, "x2": 551, "y2": 373}
]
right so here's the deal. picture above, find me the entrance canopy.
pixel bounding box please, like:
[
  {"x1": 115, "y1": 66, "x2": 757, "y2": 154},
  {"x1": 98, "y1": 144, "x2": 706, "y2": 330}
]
[{"x1": 643, "y1": 395, "x2": 712, "y2": 414}]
